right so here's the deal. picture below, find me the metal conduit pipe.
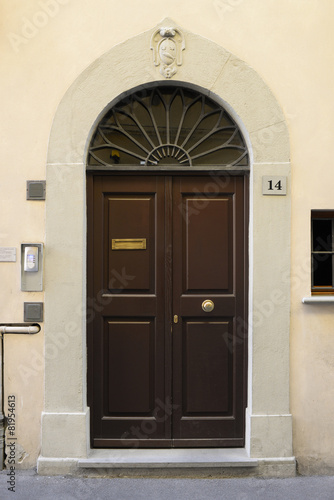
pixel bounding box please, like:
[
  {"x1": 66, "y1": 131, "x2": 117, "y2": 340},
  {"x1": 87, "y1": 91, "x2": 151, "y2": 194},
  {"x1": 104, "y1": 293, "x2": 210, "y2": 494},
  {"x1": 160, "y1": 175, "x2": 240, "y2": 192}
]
[
  {"x1": 0, "y1": 324, "x2": 40, "y2": 469},
  {"x1": 0, "y1": 325, "x2": 40, "y2": 334}
]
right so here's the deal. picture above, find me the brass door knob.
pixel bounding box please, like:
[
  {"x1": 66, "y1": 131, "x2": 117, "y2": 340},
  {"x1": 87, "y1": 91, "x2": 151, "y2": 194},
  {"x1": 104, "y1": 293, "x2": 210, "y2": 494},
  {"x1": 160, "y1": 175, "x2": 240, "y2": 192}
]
[{"x1": 202, "y1": 300, "x2": 214, "y2": 312}]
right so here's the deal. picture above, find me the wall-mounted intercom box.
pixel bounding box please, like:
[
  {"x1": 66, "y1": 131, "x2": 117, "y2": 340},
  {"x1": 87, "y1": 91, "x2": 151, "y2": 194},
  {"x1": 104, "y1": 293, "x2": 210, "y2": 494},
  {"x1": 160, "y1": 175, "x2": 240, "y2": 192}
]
[{"x1": 21, "y1": 243, "x2": 43, "y2": 291}]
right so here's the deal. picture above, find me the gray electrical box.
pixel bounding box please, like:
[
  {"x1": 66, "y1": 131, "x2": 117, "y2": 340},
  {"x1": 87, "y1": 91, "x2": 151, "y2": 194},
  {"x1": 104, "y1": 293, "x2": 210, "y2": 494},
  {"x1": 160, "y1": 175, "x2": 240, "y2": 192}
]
[
  {"x1": 24, "y1": 302, "x2": 43, "y2": 322},
  {"x1": 21, "y1": 243, "x2": 43, "y2": 291},
  {"x1": 26, "y1": 181, "x2": 46, "y2": 200}
]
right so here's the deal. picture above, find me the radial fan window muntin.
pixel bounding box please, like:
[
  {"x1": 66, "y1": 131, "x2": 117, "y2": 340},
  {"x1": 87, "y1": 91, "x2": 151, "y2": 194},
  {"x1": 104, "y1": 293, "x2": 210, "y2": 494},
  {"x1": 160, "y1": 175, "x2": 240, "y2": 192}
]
[{"x1": 88, "y1": 86, "x2": 249, "y2": 169}]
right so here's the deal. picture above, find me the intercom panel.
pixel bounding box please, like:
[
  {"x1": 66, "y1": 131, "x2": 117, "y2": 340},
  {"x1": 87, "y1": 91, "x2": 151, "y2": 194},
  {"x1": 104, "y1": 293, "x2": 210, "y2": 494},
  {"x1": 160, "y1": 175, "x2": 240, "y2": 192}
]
[{"x1": 21, "y1": 243, "x2": 43, "y2": 291}]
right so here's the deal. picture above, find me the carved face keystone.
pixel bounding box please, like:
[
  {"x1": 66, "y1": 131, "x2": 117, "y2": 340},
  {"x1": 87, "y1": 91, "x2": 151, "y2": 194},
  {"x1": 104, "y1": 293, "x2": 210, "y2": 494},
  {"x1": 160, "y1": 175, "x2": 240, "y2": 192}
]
[{"x1": 159, "y1": 38, "x2": 176, "y2": 65}]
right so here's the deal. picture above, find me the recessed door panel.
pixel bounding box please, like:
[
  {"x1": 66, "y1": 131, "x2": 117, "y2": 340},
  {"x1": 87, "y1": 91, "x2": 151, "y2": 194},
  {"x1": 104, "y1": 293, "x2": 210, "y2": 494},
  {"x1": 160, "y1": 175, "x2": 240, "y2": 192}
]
[
  {"x1": 183, "y1": 320, "x2": 232, "y2": 414},
  {"x1": 185, "y1": 197, "x2": 231, "y2": 292},
  {"x1": 108, "y1": 196, "x2": 154, "y2": 292},
  {"x1": 107, "y1": 320, "x2": 154, "y2": 414}
]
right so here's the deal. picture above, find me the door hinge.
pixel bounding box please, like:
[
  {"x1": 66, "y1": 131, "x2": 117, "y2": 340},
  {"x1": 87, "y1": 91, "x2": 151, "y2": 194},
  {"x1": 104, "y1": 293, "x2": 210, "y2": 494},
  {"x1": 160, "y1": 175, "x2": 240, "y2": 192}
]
[{"x1": 173, "y1": 315, "x2": 178, "y2": 324}]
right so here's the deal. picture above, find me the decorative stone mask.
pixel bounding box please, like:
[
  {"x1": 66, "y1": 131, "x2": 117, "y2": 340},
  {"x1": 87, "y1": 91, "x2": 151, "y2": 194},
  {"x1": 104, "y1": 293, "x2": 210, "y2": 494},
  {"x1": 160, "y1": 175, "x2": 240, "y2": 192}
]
[{"x1": 150, "y1": 27, "x2": 185, "y2": 79}]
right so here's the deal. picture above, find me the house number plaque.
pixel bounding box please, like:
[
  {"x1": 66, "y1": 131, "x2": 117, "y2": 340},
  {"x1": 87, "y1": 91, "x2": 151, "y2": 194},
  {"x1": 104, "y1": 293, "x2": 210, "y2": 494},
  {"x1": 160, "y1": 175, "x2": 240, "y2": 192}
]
[{"x1": 262, "y1": 176, "x2": 287, "y2": 196}]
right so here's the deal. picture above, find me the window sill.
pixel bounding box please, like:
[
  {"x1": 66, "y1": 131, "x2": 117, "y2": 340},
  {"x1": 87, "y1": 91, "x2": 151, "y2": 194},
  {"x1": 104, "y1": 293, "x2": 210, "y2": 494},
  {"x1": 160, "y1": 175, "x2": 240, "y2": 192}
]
[{"x1": 302, "y1": 296, "x2": 334, "y2": 304}]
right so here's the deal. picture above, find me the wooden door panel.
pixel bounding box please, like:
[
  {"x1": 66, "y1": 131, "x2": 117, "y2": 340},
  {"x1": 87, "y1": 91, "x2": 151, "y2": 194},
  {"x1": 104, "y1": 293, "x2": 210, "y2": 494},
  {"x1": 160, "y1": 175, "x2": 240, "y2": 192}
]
[
  {"x1": 107, "y1": 196, "x2": 155, "y2": 292},
  {"x1": 183, "y1": 320, "x2": 232, "y2": 414},
  {"x1": 107, "y1": 319, "x2": 154, "y2": 414},
  {"x1": 185, "y1": 197, "x2": 231, "y2": 292}
]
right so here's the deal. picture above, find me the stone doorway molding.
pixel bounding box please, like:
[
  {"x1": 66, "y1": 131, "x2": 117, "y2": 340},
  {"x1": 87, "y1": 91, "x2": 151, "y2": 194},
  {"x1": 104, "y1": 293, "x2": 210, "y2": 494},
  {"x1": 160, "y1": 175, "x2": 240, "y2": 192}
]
[{"x1": 38, "y1": 18, "x2": 294, "y2": 476}]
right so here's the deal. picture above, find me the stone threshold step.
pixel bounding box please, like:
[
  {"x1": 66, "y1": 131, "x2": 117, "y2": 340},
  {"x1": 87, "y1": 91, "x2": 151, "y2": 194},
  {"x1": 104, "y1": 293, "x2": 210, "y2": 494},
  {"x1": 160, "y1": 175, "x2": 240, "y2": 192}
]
[{"x1": 78, "y1": 448, "x2": 258, "y2": 469}]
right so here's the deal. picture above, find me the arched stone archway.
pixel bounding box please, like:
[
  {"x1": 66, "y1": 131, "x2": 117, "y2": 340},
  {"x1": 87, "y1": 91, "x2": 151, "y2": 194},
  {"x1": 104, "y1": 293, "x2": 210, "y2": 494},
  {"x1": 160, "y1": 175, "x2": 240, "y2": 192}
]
[{"x1": 39, "y1": 19, "x2": 293, "y2": 475}]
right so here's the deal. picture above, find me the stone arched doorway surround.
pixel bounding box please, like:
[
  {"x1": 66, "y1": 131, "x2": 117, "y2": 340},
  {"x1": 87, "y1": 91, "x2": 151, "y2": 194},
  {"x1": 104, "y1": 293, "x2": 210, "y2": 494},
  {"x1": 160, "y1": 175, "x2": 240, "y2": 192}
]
[{"x1": 38, "y1": 19, "x2": 294, "y2": 475}]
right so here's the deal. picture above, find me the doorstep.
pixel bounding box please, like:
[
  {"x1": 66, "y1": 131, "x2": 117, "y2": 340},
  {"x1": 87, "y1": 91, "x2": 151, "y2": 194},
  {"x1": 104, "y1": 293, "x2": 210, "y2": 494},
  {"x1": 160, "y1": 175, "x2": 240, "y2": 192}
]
[{"x1": 78, "y1": 448, "x2": 258, "y2": 469}]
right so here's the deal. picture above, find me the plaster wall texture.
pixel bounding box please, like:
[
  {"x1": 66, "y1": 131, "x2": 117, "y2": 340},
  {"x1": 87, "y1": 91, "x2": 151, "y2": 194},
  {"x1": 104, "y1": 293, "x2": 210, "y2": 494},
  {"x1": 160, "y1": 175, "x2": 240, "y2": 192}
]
[{"x1": 1, "y1": 0, "x2": 333, "y2": 473}]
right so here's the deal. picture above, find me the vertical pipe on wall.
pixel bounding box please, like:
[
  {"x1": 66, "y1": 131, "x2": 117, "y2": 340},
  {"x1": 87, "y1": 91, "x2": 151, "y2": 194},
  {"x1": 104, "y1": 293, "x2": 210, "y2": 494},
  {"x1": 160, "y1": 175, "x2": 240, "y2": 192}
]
[{"x1": 0, "y1": 334, "x2": 4, "y2": 470}]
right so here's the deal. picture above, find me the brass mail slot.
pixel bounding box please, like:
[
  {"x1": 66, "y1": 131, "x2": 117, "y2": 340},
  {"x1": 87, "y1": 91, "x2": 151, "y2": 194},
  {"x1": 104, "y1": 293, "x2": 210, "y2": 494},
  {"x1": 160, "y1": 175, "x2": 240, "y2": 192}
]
[{"x1": 112, "y1": 238, "x2": 147, "y2": 250}]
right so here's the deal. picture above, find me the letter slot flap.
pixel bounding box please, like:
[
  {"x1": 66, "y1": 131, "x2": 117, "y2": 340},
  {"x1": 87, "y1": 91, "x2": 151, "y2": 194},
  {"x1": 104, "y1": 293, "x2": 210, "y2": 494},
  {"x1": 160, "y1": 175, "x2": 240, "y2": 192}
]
[{"x1": 111, "y1": 238, "x2": 147, "y2": 250}]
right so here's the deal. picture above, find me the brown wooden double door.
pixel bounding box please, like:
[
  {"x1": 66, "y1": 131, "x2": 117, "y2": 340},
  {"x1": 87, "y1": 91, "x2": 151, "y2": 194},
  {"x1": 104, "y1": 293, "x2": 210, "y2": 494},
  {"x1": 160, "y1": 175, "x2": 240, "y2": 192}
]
[{"x1": 87, "y1": 174, "x2": 248, "y2": 448}]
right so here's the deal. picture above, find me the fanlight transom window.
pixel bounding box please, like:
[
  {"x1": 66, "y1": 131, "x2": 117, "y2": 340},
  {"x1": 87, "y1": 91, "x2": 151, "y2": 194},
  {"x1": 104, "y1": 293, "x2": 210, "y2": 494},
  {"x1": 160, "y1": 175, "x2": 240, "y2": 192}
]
[{"x1": 88, "y1": 86, "x2": 248, "y2": 169}]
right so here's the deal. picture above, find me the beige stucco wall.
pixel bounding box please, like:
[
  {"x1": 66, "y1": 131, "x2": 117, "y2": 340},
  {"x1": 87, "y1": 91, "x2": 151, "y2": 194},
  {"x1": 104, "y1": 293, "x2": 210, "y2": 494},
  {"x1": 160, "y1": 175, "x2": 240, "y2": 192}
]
[{"x1": 1, "y1": 0, "x2": 334, "y2": 473}]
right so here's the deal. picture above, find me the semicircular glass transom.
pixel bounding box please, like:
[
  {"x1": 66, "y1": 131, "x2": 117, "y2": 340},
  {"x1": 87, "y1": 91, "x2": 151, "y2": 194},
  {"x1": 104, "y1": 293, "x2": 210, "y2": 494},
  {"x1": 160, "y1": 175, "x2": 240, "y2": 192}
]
[{"x1": 88, "y1": 86, "x2": 248, "y2": 169}]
